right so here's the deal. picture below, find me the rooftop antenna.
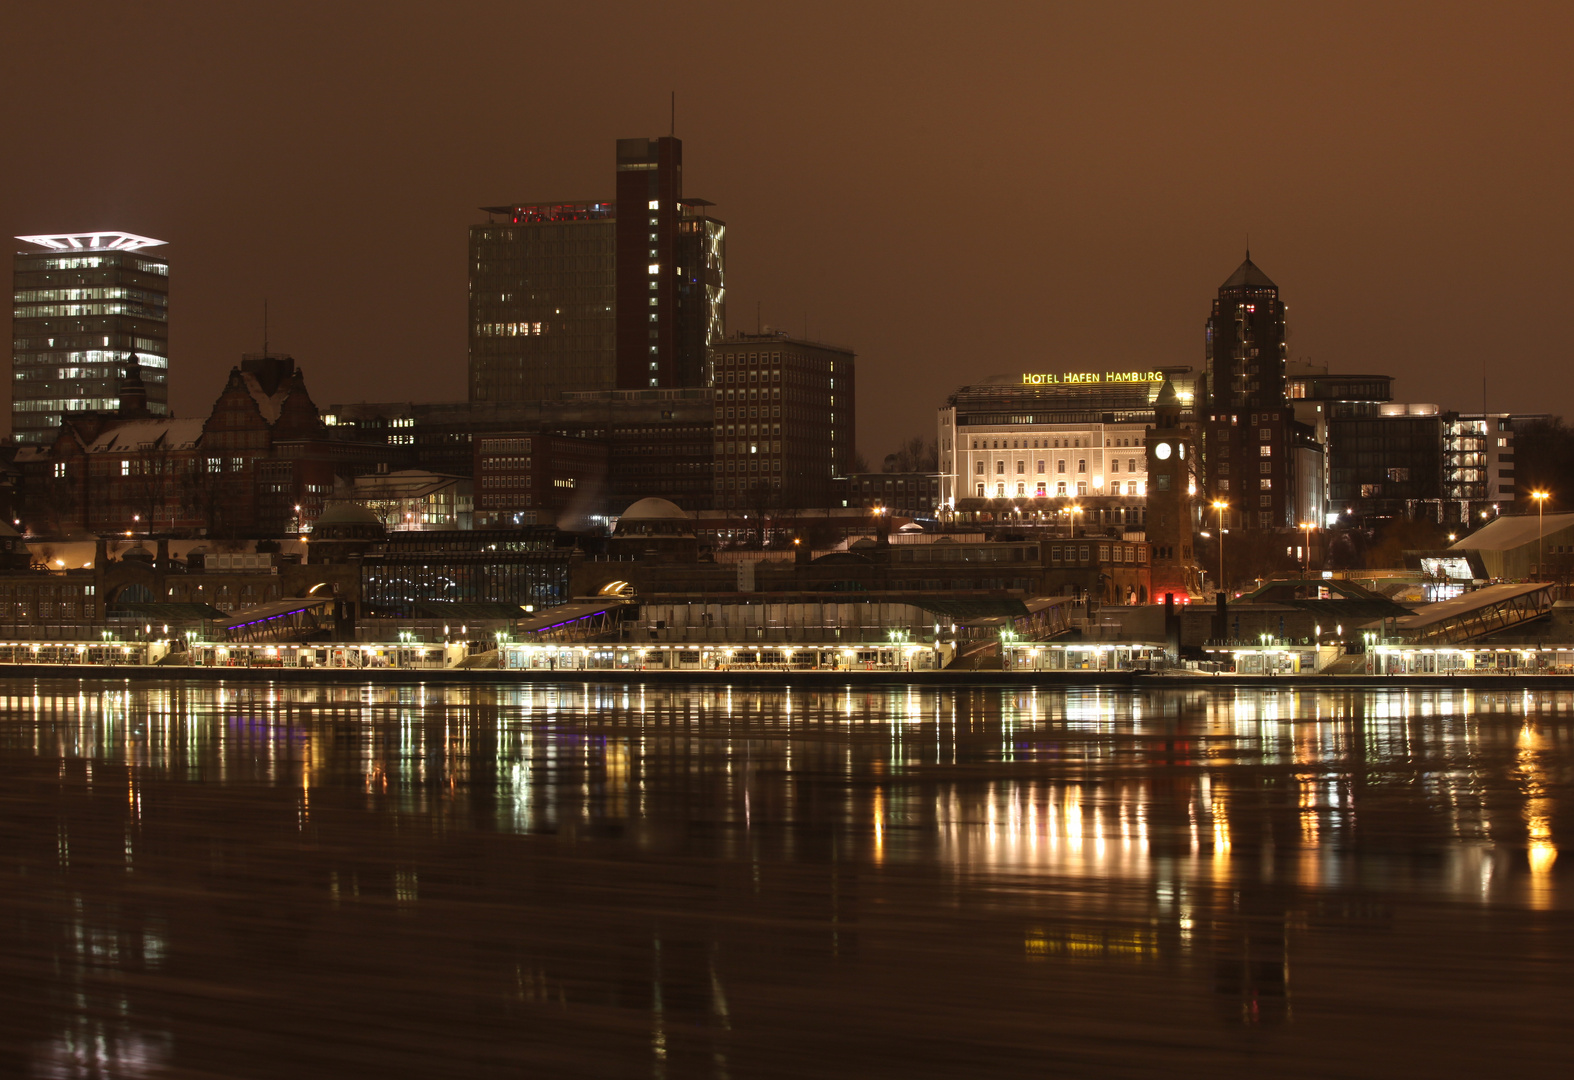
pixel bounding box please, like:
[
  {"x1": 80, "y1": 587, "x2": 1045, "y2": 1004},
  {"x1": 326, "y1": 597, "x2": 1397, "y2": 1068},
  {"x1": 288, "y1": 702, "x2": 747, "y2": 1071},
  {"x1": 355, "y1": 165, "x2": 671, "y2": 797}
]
[
  {"x1": 670, "y1": 91, "x2": 675, "y2": 137},
  {"x1": 756, "y1": 300, "x2": 761, "y2": 334},
  {"x1": 263, "y1": 298, "x2": 269, "y2": 356}
]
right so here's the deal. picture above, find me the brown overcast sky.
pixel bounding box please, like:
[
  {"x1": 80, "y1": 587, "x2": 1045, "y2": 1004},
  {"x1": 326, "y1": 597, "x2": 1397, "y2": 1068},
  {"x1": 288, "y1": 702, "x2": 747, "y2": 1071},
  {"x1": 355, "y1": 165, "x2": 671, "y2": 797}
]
[{"x1": 4, "y1": 1, "x2": 1570, "y2": 461}]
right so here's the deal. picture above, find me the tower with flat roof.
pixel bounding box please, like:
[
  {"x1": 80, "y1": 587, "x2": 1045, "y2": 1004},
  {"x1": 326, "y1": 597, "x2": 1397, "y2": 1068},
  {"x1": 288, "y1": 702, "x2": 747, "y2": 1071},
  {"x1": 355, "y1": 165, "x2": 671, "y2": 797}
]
[
  {"x1": 467, "y1": 136, "x2": 724, "y2": 405},
  {"x1": 11, "y1": 232, "x2": 169, "y2": 444}
]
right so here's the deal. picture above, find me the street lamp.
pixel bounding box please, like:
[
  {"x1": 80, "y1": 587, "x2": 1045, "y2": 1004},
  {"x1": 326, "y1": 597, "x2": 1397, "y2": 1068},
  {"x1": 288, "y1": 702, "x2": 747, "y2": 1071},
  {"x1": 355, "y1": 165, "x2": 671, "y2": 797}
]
[
  {"x1": 1532, "y1": 490, "x2": 1551, "y2": 578},
  {"x1": 1299, "y1": 521, "x2": 1314, "y2": 576},
  {"x1": 1211, "y1": 500, "x2": 1229, "y2": 595}
]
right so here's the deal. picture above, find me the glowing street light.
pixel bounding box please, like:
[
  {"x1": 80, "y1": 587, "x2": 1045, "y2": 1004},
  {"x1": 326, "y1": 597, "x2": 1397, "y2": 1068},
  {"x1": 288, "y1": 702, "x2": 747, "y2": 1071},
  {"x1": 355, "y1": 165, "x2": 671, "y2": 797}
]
[
  {"x1": 1299, "y1": 521, "x2": 1314, "y2": 575},
  {"x1": 1532, "y1": 490, "x2": 1551, "y2": 578},
  {"x1": 1211, "y1": 499, "x2": 1229, "y2": 596}
]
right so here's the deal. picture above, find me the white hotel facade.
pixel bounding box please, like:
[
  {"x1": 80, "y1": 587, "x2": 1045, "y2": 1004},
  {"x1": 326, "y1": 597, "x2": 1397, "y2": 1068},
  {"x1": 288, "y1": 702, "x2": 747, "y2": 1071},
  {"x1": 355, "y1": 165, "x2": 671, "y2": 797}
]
[{"x1": 937, "y1": 369, "x2": 1195, "y2": 526}]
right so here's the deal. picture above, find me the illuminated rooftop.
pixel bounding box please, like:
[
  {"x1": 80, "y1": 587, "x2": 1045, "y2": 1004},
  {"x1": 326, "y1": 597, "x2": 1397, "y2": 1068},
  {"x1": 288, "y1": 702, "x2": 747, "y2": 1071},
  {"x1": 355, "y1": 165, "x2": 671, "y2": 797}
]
[{"x1": 16, "y1": 231, "x2": 167, "y2": 252}]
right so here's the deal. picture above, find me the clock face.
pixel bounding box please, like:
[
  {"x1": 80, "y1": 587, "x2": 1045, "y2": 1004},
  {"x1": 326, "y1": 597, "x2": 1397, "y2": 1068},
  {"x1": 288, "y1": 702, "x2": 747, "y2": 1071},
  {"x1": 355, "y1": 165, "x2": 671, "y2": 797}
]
[{"x1": 1154, "y1": 442, "x2": 1172, "y2": 460}]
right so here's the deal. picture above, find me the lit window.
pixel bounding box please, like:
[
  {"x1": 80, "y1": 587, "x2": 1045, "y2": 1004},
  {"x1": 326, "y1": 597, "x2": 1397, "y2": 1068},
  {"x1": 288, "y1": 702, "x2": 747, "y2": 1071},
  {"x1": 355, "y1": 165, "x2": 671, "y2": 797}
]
[
  {"x1": 648, "y1": 200, "x2": 659, "y2": 210},
  {"x1": 1259, "y1": 445, "x2": 1271, "y2": 456}
]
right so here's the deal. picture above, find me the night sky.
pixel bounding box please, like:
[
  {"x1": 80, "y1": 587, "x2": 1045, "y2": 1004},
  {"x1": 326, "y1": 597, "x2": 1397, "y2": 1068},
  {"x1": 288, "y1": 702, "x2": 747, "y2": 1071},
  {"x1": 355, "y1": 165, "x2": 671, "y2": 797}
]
[{"x1": 5, "y1": 2, "x2": 1570, "y2": 461}]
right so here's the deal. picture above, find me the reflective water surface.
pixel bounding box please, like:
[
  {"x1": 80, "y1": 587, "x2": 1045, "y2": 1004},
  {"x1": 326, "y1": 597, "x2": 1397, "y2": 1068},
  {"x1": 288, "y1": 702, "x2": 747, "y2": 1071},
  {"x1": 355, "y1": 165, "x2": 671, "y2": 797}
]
[{"x1": 0, "y1": 679, "x2": 1569, "y2": 1078}]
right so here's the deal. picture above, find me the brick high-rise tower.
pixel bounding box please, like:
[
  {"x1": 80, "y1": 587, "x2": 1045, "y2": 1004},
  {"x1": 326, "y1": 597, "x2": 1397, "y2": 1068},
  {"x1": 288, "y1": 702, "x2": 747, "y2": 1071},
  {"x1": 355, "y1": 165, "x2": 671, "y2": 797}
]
[{"x1": 1201, "y1": 253, "x2": 1298, "y2": 531}]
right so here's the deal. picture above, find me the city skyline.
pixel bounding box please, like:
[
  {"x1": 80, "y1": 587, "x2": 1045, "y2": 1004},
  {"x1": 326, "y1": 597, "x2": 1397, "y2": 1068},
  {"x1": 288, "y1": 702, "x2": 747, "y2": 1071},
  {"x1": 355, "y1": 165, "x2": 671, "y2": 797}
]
[{"x1": 3, "y1": 3, "x2": 1570, "y2": 462}]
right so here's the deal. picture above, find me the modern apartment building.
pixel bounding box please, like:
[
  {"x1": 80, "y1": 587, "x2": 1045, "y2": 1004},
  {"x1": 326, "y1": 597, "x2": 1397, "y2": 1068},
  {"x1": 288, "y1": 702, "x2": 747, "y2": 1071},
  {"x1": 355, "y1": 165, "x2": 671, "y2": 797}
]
[{"x1": 1200, "y1": 255, "x2": 1322, "y2": 530}]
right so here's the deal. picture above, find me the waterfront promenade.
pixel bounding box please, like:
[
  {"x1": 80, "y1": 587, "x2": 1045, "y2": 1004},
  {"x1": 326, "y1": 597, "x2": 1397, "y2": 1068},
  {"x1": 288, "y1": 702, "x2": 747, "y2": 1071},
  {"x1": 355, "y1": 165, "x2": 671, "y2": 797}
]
[{"x1": 0, "y1": 658, "x2": 1563, "y2": 690}]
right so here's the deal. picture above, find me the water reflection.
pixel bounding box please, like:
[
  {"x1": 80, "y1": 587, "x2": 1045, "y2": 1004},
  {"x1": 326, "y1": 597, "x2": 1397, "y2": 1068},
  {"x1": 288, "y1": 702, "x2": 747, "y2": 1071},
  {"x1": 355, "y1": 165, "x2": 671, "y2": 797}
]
[{"x1": 0, "y1": 679, "x2": 1568, "y2": 1077}]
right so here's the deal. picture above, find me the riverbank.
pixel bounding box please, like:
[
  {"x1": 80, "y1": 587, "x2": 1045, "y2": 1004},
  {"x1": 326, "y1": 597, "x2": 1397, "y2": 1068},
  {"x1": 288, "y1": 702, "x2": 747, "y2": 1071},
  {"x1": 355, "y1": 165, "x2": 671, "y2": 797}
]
[{"x1": 0, "y1": 662, "x2": 1564, "y2": 691}]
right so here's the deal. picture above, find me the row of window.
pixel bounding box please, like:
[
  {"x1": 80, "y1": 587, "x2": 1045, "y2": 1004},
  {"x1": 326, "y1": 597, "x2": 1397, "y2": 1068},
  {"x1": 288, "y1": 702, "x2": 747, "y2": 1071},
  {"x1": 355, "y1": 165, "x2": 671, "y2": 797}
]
[
  {"x1": 975, "y1": 458, "x2": 1143, "y2": 476},
  {"x1": 975, "y1": 481, "x2": 1145, "y2": 497}
]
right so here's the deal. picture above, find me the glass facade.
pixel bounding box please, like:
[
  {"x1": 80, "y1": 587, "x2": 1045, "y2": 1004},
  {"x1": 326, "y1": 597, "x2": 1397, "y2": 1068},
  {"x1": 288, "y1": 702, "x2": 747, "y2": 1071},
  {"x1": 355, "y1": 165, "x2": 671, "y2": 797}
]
[
  {"x1": 11, "y1": 243, "x2": 169, "y2": 444},
  {"x1": 468, "y1": 205, "x2": 616, "y2": 404},
  {"x1": 360, "y1": 551, "x2": 570, "y2": 618}
]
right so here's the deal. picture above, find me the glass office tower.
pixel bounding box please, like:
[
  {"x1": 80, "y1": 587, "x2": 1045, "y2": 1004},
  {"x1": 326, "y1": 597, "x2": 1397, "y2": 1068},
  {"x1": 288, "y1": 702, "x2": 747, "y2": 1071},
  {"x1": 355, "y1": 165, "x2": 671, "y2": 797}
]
[
  {"x1": 468, "y1": 202, "x2": 617, "y2": 403},
  {"x1": 11, "y1": 231, "x2": 169, "y2": 444},
  {"x1": 468, "y1": 137, "x2": 724, "y2": 405}
]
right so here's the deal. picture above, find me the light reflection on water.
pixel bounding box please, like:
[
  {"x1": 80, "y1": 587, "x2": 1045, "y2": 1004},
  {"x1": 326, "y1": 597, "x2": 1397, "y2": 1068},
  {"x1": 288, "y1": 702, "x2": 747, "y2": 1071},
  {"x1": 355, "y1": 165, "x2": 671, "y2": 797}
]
[{"x1": 0, "y1": 678, "x2": 1569, "y2": 1078}]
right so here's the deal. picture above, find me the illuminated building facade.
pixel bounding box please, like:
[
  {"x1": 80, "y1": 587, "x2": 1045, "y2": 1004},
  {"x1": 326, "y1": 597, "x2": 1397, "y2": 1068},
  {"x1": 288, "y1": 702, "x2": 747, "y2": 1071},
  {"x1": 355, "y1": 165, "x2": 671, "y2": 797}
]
[
  {"x1": 11, "y1": 232, "x2": 169, "y2": 445},
  {"x1": 468, "y1": 137, "x2": 724, "y2": 405},
  {"x1": 937, "y1": 370, "x2": 1195, "y2": 531},
  {"x1": 708, "y1": 331, "x2": 854, "y2": 510}
]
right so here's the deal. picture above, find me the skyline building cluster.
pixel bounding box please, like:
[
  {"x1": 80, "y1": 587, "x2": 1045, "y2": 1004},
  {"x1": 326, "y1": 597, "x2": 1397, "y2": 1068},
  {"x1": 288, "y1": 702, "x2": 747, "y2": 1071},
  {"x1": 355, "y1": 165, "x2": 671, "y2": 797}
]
[{"x1": 0, "y1": 135, "x2": 1548, "y2": 573}]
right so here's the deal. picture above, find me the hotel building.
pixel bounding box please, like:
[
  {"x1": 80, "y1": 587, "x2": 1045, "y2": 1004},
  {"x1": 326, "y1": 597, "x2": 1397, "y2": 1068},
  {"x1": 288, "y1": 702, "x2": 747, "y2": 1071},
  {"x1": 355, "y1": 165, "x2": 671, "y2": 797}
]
[
  {"x1": 937, "y1": 369, "x2": 1195, "y2": 530},
  {"x1": 11, "y1": 232, "x2": 169, "y2": 445}
]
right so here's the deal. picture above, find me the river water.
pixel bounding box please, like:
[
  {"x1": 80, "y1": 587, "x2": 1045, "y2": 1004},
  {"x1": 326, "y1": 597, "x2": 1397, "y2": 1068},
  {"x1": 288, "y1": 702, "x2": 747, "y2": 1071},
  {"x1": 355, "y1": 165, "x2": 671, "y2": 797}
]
[{"x1": 0, "y1": 678, "x2": 1568, "y2": 1078}]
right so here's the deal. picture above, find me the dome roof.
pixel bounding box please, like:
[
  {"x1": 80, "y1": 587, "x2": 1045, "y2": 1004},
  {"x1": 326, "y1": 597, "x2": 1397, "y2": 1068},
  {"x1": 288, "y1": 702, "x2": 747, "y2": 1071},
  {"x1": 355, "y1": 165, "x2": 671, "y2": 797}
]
[
  {"x1": 619, "y1": 497, "x2": 688, "y2": 522},
  {"x1": 314, "y1": 501, "x2": 384, "y2": 529}
]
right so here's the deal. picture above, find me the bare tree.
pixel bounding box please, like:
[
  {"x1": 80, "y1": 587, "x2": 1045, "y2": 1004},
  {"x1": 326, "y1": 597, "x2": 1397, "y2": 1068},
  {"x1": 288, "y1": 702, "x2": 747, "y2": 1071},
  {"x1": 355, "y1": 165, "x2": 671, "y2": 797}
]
[{"x1": 882, "y1": 436, "x2": 938, "y2": 473}]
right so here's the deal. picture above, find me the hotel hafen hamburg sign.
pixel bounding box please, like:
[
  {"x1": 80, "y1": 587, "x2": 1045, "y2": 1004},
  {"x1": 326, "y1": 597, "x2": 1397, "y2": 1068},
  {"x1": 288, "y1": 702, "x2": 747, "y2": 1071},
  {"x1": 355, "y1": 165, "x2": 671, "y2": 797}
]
[{"x1": 1019, "y1": 370, "x2": 1165, "y2": 386}]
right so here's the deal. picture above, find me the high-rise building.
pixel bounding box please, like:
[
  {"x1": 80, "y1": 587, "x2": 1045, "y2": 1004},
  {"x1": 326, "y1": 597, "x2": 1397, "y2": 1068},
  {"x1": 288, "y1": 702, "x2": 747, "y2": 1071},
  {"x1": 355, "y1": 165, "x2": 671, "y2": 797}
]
[
  {"x1": 1200, "y1": 254, "x2": 1318, "y2": 531},
  {"x1": 708, "y1": 330, "x2": 854, "y2": 510},
  {"x1": 11, "y1": 232, "x2": 170, "y2": 445},
  {"x1": 615, "y1": 136, "x2": 725, "y2": 390},
  {"x1": 1204, "y1": 254, "x2": 1286, "y2": 411},
  {"x1": 467, "y1": 136, "x2": 724, "y2": 405},
  {"x1": 468, "y1": 201, "x2": 617, "y2": 403}
]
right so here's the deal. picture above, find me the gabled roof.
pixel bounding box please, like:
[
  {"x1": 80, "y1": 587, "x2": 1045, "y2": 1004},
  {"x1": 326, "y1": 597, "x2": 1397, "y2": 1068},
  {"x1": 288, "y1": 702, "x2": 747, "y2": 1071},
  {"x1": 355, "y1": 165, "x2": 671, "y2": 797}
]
[
  {"x1": 241, "y1": 372, "x2": 292, "y2": 423},
  {"x1": 87, "y1": 418, "x2": 205, "y2": 454},
  {"x1": 1221, "y1": 256, "x2": 1277, "y2": 290}
]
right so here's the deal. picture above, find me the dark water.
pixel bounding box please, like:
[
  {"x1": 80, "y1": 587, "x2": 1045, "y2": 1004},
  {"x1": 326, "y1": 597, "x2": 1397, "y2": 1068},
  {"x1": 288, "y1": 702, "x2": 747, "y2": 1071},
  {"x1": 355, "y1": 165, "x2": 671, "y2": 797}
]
[{"x1": 0, "y1": 679, "x2": 1568, "y2": 1078}]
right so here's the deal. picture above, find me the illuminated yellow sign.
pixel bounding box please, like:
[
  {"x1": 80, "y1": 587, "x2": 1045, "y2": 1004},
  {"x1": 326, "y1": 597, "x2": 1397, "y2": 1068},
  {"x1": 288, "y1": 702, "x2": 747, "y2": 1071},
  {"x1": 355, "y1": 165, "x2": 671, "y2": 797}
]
[{"x1": 1020, "y1": 371, "x2": 1165, "y2": 386}]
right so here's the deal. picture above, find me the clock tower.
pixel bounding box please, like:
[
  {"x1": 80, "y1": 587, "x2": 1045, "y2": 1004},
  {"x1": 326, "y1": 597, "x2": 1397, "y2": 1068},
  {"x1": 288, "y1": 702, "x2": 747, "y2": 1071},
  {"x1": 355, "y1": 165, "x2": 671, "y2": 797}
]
[{"x1": 1144, "y1": 377, "x2": 1198, "y2": 602}]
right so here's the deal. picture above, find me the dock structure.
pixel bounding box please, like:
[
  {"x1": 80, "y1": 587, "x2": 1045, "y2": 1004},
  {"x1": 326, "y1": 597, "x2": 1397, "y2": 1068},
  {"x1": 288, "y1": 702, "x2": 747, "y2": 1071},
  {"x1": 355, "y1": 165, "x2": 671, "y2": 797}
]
[{"x1": 1376, "y1": 582, "x2": 1557, "y2": 646}]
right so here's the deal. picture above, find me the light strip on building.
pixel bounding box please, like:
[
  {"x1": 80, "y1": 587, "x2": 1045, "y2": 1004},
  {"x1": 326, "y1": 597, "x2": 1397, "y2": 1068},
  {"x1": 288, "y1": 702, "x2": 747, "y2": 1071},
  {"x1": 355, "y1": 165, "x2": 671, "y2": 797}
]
[{"x1": 15, "y1": 232, "x2": 168, "y2": 252}]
